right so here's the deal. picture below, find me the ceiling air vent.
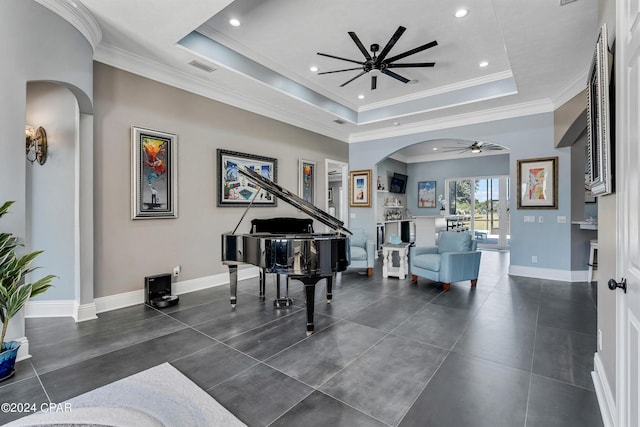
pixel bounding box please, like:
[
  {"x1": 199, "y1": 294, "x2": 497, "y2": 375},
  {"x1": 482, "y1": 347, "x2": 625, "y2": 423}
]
[
  {"x1": 333, "y1": 119, "x2": 346, "y2": 125},
  {"x1": 188, "y1": 60, "x2": 216, "y2": 73},
  {"x1": 560, "y1": 0, "x2": 578, "y2": 5}
]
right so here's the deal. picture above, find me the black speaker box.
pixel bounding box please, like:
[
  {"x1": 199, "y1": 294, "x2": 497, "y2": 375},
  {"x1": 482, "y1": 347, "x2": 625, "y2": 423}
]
[{"x1": 145, "y1": 273, "x2": 179, "y2": 308}]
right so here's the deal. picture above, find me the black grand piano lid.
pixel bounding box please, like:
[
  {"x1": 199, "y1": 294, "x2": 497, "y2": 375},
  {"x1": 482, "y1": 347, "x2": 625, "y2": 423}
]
[{"x1": 239, "y1": 166, "x2": 352, "y2": 236}]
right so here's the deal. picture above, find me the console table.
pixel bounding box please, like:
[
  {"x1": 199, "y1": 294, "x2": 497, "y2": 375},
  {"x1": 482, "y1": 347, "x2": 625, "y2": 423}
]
[{"x1": 382, "y1": 242, "x2": 412, "y2": 279}]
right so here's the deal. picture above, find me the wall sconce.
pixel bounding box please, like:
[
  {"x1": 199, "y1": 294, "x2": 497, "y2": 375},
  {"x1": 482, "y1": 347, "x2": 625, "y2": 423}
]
[{"x1": 25, "y1": 125, "x2": 48, "y2": 165}]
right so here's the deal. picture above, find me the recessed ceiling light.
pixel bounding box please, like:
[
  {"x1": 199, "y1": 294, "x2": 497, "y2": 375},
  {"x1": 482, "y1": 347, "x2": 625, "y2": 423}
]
[
  {"x1": 479, "y1": 61, "x2": 489, "y2": 68},
  {"x1": 393, "y1": 122, "x2": 400, "y2": 126},
  {"x1": 358, "y1": 94, "x2": 365, "y2": 99},
  {"x1": 433, "y1": 147, "x2": 438, "y2": 151},
  {"x1": 455, "y1": 9, "x2": 468, "y2": 18},
  {"x1": 229, "y1": 18, "x2": 240, "y2": 27},
  {"x1": 310, "y1": 66, "x2": 318, "y2": 72}
]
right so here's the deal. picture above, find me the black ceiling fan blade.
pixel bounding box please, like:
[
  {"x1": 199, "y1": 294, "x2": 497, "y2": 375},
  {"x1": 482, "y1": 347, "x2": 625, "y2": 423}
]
[
  {"x1": 371, "y1": 75, "x2": 377, "y2": 90},
  {"x1": 318, "y1": 67, "x2": 364, "y2": 75},
  {"x1": 348, "y1": 31, "x2": 372, "y2": 60},
  {"x1": 317, "y1": 52, "x2": 364, "y2": 66},
  {"x1": 340, "y1": 70, "x2": 368, "y2": 87},
  {"x1": 381, "y1": 68, "x2": 410, "y2": 84},
  {"x1": 377, "y1": 26, "x2": 406, "y2": 63},
  {"x1": 385, "y1": 40, "x2": 438, "y2": 63},
  {"x1": 387, "y1": 62, "x2": 436, "y2": 68}
]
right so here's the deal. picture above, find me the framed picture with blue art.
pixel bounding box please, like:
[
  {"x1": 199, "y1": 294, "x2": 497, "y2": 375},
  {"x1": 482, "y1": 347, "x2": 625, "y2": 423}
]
[
  {"x1": 131, "y1": 126, "x2": 178, "y2": 219},
  {"x1": 217, "y1": 149, "x2": 278, "y2": 207},
  {"x1": 418, "y1": 181, "x2": 436, "y2": 208}
]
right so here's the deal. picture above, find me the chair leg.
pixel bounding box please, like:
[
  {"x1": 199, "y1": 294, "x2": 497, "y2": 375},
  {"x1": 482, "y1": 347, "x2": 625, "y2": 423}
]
[
  {"x1": 367, "y1": 267, "x2": 373, "y2": 277},
  {"x1": 411, "y1": 275, "x2": 417, "y2": 282},
  {"x1": 442, "y1": 283, "x2": 451, "y2": 291},
  {"x1": 471, "y1": 279, "x2": 478, "y2": 287}
]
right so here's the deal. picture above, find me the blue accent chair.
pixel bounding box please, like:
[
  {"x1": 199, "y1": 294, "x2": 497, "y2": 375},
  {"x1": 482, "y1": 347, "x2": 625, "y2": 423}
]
[
  {"x1": 410, "y1": 231, "x2": 481, "y2": 291},
  {"x1": 348, "y1": 228, "x2": 376, "y2": 276}
]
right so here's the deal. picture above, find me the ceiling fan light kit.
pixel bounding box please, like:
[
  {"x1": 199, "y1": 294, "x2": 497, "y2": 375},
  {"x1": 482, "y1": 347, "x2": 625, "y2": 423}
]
[{"x1": 317, "y1": 26, "x2": 437, "y2": 90}]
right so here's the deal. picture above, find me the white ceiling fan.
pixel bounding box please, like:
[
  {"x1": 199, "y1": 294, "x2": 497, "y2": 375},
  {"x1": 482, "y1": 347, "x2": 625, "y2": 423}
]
[{"x1": 440, "y1": 141, "x2": 507, "y2": 154}]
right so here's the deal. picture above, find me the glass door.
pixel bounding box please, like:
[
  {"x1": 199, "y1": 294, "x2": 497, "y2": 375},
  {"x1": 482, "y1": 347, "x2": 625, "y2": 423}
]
[{"x1": 446, "y1": 176, "x2": 510, "y2": 249}]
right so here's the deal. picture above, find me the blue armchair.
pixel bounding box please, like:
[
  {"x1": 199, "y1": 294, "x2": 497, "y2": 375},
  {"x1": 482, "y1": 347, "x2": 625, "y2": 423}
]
[
  {"x1": 409, "y1": 231, "x2": 481, "y2": 291},
  {"x1": 348, "y1": 228, "x2": 376, "y2": 276}
]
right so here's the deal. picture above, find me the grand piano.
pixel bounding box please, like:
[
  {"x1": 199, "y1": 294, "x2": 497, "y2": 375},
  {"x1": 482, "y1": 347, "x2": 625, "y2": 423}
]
[{"x1": 221, "y1": 166, "x2": 351, "y2": 335}]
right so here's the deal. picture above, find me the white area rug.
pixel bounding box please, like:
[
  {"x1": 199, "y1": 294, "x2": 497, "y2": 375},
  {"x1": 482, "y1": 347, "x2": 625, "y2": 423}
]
[{"x1": 6, "y1": 363, "x2": 246, "y2": 427}]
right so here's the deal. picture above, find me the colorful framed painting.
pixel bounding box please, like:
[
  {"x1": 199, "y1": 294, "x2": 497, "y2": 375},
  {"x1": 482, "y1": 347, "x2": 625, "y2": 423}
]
[
  {"x1": 217, "y1": 149, "x2": 277, "y2": 207},
  {"x1": 418, "y1": 181, "x2": 436, "y2": 208},
  {"x1": 131, "y1": 126, "x2": 178, "y2": 219},
  {"x1": 517, "y1": 156, "x2": 558, "y2": 209},
  {"x1": 349, "y1": 169, "x2": 372, "y2": 208},
  {"x1": 299, "y1": 159, "x2": 315, "y2": 204}
]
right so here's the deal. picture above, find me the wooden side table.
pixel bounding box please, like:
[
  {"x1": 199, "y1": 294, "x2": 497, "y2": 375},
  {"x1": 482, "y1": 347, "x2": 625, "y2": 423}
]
[{"x1": 382, "y1": 242, "x2": 411, "y2": 279}]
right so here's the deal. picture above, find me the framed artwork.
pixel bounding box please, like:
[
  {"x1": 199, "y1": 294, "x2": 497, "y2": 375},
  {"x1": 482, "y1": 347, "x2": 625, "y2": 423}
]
[
  {"x1": 517, "y1": 156, "x2": 558, "y2": 209},
  {"x1": 587, "y1": 23, "x2": 613, "y2": 197},
  {"x1": 131, "y1": 126, "x2": 178, "y2": 219},
  {"x1": 217, "y1": 149, "x2": 277, "y2": 207},
  {"x1": 328, "y1": 187, "x2": 333, "y2": 202},
  {"x1": 349, "y1": 169, "x2": 372, "y2": 208},
  {"x1": 299, "y1": 159, "x2": 316, "y2": 204},
  {"x1": 418, "y1": 181, "x2": 436, "y2": 208}
]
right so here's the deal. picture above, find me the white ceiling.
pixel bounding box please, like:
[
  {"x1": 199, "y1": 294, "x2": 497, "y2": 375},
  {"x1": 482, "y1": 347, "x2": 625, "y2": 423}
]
[{"x1": 44, "y1": 0, "x2": 597, "y2": 157}]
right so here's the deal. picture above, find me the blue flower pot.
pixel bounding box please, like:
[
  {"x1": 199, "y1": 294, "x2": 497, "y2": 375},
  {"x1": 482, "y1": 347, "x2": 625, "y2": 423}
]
[{"x1": 0, "y1": 341, "x2": 20, "y2": 381}]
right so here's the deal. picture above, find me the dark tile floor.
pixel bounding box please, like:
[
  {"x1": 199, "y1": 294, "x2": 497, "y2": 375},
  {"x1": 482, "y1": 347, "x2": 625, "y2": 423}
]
[{"x1": 0, "y1": 251, "x2": 604, "y2": 426}]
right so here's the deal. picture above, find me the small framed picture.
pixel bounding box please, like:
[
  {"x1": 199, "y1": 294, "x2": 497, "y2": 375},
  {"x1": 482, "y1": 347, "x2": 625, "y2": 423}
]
[
  {"x1": 299, "y1": 159, "x2": 315, "y2": 204},
  {"x1": 131, "y1": 126, "x2": 178, "y2": 219},
  {"x1": 328, "y1": 187, "x2": 333, "y2": 202},
  {"x1": 517, "y1": 156, "x2": 558, "y2": 209},
  {"x1": 349, "y1": 169, "x2": 372, "y2": 208},
  {"x1": 418, "y1": 181, "x2": 436, "y2": 208}
]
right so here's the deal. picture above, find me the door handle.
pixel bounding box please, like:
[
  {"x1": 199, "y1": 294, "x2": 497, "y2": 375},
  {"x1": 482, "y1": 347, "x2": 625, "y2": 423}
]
[{"x1": 608, "y1": 278, "x2": 627, "y2": 293}]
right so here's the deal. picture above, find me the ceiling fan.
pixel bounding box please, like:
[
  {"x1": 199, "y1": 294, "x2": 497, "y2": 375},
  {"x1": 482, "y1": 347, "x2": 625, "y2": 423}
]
[
  {"x1": 440, "y1": 141, "x2": 507, "y2": 154},
  {"x1": 316, "y1": 26, "x2": 437, "y2": 90}
]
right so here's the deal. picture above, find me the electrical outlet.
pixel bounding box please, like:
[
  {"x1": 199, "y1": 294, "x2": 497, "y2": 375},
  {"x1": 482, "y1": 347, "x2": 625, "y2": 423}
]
[
  {"x1": 532, "y1": 256, "x2": 538, "y2": 263},
  {"x1": 538, "y1": 216, "x2": 543, "y2": 223},
  {"x1": 557, "y1": 216, "x2": 567, "y2": 223},
  {"x1": 173, "y1": 265, "x2": 181, "y2": 277},
  {"x1": 350, "y1": 213, "x2": 356, "y2": 219}
]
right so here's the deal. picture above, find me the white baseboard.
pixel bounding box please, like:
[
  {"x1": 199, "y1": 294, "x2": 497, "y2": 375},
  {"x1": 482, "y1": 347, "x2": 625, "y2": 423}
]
[
  {"x1": 14, "y1": 336, "x2": 30, "y2": 362},
  {"x1": 94, "y1": 266, "x2": 260, "y2": 314},
  {"x1": 592, "y1": 352, "x2": 615, "y2": 427},
  {"x1": 25, "y1": 300, "x2": 76, "y2": 318},
  {"x1": 23, "y1": 267, "x2": 260, "y2": 317},
  {"x1": 74, "y1": 302, "x2": 98, "y2": 322},
  {"x1": 508, "y1": 265, "x2": 589, "y2": 282}
]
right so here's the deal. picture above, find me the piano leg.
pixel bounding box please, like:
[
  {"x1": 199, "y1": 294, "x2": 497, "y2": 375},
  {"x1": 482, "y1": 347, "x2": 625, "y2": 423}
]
[
  {"x1": 274, "y1": 274, "x2": 293, "y2": 307},
  {"x1": 259, "y1": 269, "x2": 266, "y2": 302},
  {"x1": 228, "y1": 265, "x2": 238, "y2": 309},
  {"x1": 303, "y1": 281, "x2": 316, "y2": 336},
  {"x1": 326, "y1": 275, "x2": 333, "y2": 304}
]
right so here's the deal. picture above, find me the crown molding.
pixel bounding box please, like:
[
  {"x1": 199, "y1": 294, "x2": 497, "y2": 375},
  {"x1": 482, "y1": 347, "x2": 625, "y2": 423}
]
[
  {"x1": 552, "y1": 65, "x2": 589, "y2": 108},
  {"x1": 359, "y1": 71, "x2": 515, "y2": 112},
  {"x1": 94, "y1": 43, "x2": 351, "y2": 142},
  {"x1": 34, "y1": 0, "x2": 102, "y2": 50},
  {"x1": 348, "y1": 99, "x2": 554, "y2": 143}
]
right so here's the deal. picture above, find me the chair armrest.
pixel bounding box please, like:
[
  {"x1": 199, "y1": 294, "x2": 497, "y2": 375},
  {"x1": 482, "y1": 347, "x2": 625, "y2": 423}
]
[
  {"x1": 366, "y1": 240, "x2": 376, "y2": 266},
  {"x1": 439, "y1": 250, "x2": 482, "y2": 282},
  {"x1": 410, "y1": 245, "x2": 438, "y2": 265},
  {"x1": 411, "y1": 246, "x2": 438, "y2": 256}
]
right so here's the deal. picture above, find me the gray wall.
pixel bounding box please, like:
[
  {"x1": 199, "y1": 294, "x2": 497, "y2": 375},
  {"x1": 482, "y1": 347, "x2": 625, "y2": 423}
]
[
  {"x1": 93, "y1": 63, "x2": 348, "y2": 298},
  {"x1": 407, "y1": 154, "x2": 510, "y2": 217},
  {"x1": 350, "y1": 113, "x2": 573, "y2": 273},
  {"x1": 26, "y1": 83, "x2": 77, "y2": 300}
]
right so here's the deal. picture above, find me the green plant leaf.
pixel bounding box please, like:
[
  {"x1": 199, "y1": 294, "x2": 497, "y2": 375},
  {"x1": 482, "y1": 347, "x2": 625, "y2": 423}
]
[
  {"x1": 0, "y1": 201, "x2": 14, "y2": 218},
  {"x1": 5, "y1": 283, "x2": 32, "y2": 319},
  {"x1": 30, "y1": 275, "x2": 55, "y2": 297}
]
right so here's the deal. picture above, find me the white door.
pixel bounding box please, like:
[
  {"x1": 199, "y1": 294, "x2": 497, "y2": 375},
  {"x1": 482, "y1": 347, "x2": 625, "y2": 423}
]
[{"x1": 616, "y1": 3, "x2": 640, "y2": 426}]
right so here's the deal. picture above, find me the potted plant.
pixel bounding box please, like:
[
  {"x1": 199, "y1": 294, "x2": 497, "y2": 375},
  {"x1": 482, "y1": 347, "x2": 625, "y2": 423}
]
[{"x1": 0, "y1": 201, "x2": 54, "y2": 381}]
